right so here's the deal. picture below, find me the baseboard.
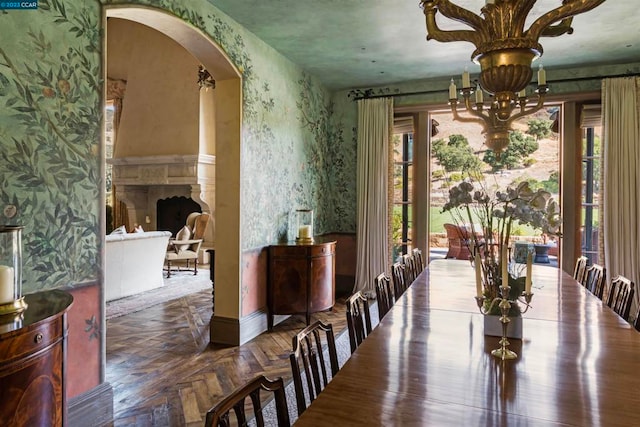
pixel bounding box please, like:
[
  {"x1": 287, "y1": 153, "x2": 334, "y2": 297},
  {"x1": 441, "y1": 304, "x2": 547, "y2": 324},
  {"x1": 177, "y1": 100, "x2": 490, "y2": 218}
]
[
  {"x1": 68, "y1": 382, "x2": 113, "y2": 427},
  {"x1": 210, "y1": 310, "x2": 290, "y2": 346}
]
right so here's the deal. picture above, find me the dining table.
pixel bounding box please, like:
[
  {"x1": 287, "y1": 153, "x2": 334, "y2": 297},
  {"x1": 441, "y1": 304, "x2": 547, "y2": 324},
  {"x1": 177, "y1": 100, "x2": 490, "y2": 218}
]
[{"x1": 294, "y1": 259, "x2": 640, "y2": 426}]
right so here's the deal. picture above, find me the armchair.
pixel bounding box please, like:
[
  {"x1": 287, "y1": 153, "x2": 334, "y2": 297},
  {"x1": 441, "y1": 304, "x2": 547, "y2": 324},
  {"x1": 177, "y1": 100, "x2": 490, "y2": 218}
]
[{"x1": 165, "y1": 212, "x2": 210, "y2": 278}]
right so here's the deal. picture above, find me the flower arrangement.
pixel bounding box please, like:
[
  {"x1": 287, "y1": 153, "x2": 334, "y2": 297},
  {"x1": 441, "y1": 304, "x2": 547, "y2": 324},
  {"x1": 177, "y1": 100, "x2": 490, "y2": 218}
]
[{"x1": 442, "y1": 178, "x2": 561, "y2": 315}]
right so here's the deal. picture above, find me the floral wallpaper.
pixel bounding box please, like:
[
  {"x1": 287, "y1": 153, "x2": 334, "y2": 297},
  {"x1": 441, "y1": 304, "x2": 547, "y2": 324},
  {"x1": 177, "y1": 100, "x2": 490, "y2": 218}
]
[{"x1": 0, "y1": 0, "x2": 102, "y2": 291}]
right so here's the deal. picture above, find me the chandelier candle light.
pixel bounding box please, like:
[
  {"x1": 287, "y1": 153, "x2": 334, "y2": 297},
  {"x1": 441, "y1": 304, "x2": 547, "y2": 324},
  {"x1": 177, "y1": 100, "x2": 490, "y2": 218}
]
[{"x1": 420, "y1": 0, "x2": 607, "y2": 155}]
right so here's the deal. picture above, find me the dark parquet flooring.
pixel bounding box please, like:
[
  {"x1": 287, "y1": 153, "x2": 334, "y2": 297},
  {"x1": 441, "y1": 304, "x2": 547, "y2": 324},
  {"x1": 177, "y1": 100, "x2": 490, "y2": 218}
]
[{"x1": 106, "y1": 286, "x2": 350, "y2": 426}]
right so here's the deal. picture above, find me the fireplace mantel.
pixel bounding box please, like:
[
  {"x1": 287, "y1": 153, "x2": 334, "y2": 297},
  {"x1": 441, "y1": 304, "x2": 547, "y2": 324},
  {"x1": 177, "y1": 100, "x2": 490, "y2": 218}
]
[
  {"x1": 109, "y1": 154, "x2": 215, "y2": 186},
  {"x1": 108, "y1": 154, "x2": 215, "y2": 247}
]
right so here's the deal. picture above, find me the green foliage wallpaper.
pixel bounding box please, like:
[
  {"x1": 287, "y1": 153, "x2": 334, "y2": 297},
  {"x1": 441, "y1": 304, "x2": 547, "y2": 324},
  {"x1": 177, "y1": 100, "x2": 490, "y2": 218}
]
[
  {"x1": 0, "y1": 0, "x2": 357, "y2": 291},
  {"x1": 0, "y1": 0, "x2": 102, "y2": 291}
]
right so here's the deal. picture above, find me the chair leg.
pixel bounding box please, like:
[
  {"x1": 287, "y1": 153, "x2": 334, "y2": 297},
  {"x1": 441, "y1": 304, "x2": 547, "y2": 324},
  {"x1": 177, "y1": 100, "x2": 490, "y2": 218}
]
[
  {"x1": 194, "y1": 260, "x2": 198, "y2": 275},
  {"x1": 166, "y1": 261, "x2": 172, "y2": 278}
]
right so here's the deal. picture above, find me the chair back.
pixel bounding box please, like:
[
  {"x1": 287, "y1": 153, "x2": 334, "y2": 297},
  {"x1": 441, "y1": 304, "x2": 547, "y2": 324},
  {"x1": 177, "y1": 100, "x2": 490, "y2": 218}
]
[
  {"x1": 345, "y1": 291, "x2": 373, "y2": 354},
  {"x1": 573, "y1": 256, "x2": 589, "y2": 285},
  {"x1": 204, "y1": 375, "x2": 290, "y2": 427},
  {"x1": 289, "y1": 321, "x2": 339, "y2": 416},
  {"x1": 606, "y1": 275, "x2": 635, "y2": 321},
  {"x1": 585, "y1": 264, "x2": 606, "y2": 300},
  {"x1": 412, "y1": 248, "x2": 425, "y2": 274},
  {"x1": 374, "y1": 273, "x2": 394, "y2": 322},
  {"x1": 443, "y1": 223, "x2": 471, "y2": 260},
  {"x1": 402, "y1": 254, "x2": 416, "y2": 284},
  {"x1": 634, "y1": 306, "x2": 640, "y2": 332},
  {"x1": 391, "y1": 262, "x2": 407, "y2": 298}
]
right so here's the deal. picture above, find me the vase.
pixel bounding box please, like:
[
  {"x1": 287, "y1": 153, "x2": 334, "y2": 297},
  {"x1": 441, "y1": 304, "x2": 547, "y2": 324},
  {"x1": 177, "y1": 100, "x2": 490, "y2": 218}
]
[{"x1": 483, "y1": 314, "x2": 523, "y2": 339}]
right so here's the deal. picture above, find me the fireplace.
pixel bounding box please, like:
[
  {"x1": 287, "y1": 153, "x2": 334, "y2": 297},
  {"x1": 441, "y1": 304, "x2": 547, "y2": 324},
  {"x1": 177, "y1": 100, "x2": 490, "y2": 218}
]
[
  {"x1": 109, "y1": 154, "x2": 215, "y2": 244},
  {"x1": 157, "y1": 196, "x2": 201, "y2": 237}
]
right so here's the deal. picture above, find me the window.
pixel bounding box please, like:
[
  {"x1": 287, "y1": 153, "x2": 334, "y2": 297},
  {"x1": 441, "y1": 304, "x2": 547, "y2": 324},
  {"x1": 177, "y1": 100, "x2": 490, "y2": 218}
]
[
  {"x1": 392, "y1": 131, "x2": 413, "y2": 261},
  {"x1": 429, "y1": 107, "x2": 560, "y2": 261},
  {"x1": 581, "y1": 125, "x2": 601, "y2": 264}
]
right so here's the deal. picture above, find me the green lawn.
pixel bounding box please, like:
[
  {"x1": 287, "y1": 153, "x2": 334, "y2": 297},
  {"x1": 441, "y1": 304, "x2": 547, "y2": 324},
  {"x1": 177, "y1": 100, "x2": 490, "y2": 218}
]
[{"x1": 430, "y1": 207, "x2": 539, "y2": 236}]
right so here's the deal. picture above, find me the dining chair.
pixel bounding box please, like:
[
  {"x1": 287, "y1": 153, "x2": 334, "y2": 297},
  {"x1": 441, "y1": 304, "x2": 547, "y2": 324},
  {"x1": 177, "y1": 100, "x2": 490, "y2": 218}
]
[
  {"x1": 289, "y1": 321, "x2": 339, "y2": 417},
  {"x1": 391, "y1": 262, "x2": 407, "y2": 298},
  {"x1": 345, "y1": 291, "x2": 372, "y2": 354},
  {"x1": 584, "y1": 263, "x2": 606, "y2": 300},
  {"x1": 634, "y1": 306, "x2": 640, "y2": 332},
  {"x1": 412, "y1": 248, "x2": 425, "y2": 275},
  {"x1": 374, "y1": 273, "x2": 394, "y2": 322},
  {"x1": 606, "y1": 275, "x2": 635, "y2": 321},
  {"x1": 573, "y1": 256, "x2": 589, "y2": 285},
  {"x1": 402, "y1": 253, "x2": 417, "y2": 284},
  {"x1": 204, "y1": 375, "x2": 290, "y2": 427}
]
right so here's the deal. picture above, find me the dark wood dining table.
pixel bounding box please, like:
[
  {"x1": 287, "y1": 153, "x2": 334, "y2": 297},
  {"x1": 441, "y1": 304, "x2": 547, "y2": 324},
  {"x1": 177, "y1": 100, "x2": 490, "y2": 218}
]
[{"x1": 294, "y1": 259, "x2": 640, "y2": 426}]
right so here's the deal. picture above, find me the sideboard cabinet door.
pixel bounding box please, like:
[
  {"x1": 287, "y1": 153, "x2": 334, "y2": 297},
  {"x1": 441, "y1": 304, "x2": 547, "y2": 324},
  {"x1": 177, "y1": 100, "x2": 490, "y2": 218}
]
[
  {"x1": 268, "y1": 239, "x2": 336, "y2": 329},
  {"x1": 0, "y1": 290, "x2": 73, "y2": 427}
]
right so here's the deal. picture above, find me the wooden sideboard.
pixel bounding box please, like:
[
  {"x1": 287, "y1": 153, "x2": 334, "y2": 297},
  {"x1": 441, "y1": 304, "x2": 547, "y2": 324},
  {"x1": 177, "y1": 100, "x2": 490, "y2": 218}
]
[
  {"x1": 0, "y1": 290, "x2": 73, "y2": 427},
  {"x1": 268, "y1": 238, "x2": 336, "y2": 330}
]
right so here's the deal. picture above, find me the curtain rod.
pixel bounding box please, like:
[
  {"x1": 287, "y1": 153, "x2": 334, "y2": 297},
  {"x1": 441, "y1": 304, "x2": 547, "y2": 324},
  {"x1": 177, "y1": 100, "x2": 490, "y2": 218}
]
[{"x1": 348, "y1": 71, "x2": 640, "y2": 101}]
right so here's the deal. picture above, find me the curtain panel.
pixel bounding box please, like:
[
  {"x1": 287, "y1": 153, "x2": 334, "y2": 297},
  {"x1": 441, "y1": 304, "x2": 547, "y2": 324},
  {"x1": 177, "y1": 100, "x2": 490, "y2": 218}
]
[
  {"x1": 353, "y1": 98, "x2": 393, "y2": 297},
  {"x1": 601, "y1": 77, "x2": 640, "y2": 319}
]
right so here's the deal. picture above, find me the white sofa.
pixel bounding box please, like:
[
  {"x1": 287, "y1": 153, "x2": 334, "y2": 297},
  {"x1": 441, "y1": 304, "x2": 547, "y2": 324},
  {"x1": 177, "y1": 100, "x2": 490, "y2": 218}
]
[{"x1": 105, "y1": 231, "x2": 172, "y2": 302}]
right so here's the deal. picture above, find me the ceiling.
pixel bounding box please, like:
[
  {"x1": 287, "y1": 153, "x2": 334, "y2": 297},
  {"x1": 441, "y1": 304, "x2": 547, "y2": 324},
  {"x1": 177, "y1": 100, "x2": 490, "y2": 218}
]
[{"x1": 208, "y1": 0, "x2": 639, "y2": 91}]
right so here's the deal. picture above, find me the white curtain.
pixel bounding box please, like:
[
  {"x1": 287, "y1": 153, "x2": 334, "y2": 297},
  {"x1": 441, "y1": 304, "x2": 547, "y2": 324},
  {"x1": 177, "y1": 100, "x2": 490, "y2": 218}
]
[
  {"x1": 353, "y1": 97, "x2": 393, "y2": 297},
  {"x1": 602, "y1": 77, "x2": 640, "y2": 319}
]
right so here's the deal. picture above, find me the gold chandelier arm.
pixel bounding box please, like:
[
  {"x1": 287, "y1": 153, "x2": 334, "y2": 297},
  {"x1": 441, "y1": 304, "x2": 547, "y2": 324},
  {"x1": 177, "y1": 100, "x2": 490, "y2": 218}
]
[
  {"x1": 450, "y1": 100, "x2": 486, "y2": 126},
  {"x1": 526, "y1": 0, "x2": 607, "y2": 42},
  {"x1": 507, "y1": 93, "x2": 547, "y2": 124},
  {"x1": 435, "y1": 0, "x2": 484, "y2": 32},
  {"x1": 540, "y1": 17, "x2": 574, "y2": 37},
  {"x1": 421, "y1": 1, "x2": 482, "y2": 47}
]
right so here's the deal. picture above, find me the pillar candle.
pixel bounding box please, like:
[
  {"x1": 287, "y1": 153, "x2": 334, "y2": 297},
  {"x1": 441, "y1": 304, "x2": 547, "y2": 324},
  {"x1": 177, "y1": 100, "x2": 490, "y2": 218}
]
[
  {"x1": 538, "y1": 64, "x2": 546, "y2": 85},
  {"x1": 501, "y1": 246, "x2": 508, "y2": 288},
  {"x1": 0, "y1": 265, "x2": 15, "y2": 305},
  {"x1": 518, "y1": 89, "x2": 526, "y2": 98},
  {"x1": 462, "y1": 69, "x2": 471, "y2": 88},
  {"x1": 475, "y1": 84, "x2": 483, "y2": 104},
  {"x1": 298, "y1": 225, "x2": 312, "y2": 239},
  {"x1": 449, "y1": 79, "x2": 457, "y2": 99},
  {"x1": 525, "y1": 252, "x2": 533, "y2": 294},
  {"x1": 474, "y1": 253, "x2": 482, "y2": 298}
]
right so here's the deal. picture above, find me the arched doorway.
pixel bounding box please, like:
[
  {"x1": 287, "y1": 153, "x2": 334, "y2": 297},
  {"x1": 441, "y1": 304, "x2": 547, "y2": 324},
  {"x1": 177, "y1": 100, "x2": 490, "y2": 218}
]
[{"x1": 104, "y1": 6, "x2": 242, "y2": 343}]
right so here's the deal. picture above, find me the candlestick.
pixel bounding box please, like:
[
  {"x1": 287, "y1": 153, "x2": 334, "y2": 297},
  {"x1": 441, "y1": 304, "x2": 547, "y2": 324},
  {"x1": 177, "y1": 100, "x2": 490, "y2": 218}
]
[
  {"x1": 474, "y1": 253, "x2": 482, "y2": 298},
  {"x1": 462, "y1": 68, "x2": 471, "y2": 88},
  {"x1": 449, "y1": 78, "x2": 457, "y2": 99},
  {"x1": 0, "y1": 265, "x2": 14, "y2": 305},
  {"x1": 538, "y1": 64, "x2": 546, "y2": 85},
  {"x1": 525, "y1": 252, "x2": 533, "y2": 294}
]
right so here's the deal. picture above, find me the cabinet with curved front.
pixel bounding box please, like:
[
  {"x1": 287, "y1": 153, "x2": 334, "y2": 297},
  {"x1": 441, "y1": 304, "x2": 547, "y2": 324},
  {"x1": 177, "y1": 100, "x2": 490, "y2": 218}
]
[
  {"x1": 0, "y1": 290, "x2": 73, "y2": 427},
  {"x1": 268, "y1": 239, "x2": 336, "y2": 330}
]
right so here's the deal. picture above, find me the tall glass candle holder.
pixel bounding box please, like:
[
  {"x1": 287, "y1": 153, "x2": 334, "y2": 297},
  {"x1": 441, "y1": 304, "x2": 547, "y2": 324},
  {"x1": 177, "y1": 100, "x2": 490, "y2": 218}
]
[
  {"x1": 295, "y1": 209, "x2": 314, "y2": 244},
  {"x1": 0, "y1": 225, "x2": 27, "y2": 316}
]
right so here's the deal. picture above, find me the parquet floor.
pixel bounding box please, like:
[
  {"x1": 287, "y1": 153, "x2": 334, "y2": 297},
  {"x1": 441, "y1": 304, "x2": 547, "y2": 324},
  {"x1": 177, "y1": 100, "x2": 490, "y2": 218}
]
[{"x1": 105, "y1": 285, "x2": 350, "y2": 426}]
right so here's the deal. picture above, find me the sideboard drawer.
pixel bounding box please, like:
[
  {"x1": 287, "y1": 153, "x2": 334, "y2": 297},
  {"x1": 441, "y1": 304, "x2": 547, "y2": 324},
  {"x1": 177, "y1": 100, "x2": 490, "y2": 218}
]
[{"x1": 0, "y1": 317, "x2": 63, "y2": 363}]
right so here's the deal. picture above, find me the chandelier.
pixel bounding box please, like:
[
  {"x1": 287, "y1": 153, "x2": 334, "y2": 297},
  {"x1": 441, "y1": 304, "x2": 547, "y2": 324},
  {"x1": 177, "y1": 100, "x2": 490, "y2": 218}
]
[{"x1": 420, "y1": 0, "x2": 607, "y2": 154}]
